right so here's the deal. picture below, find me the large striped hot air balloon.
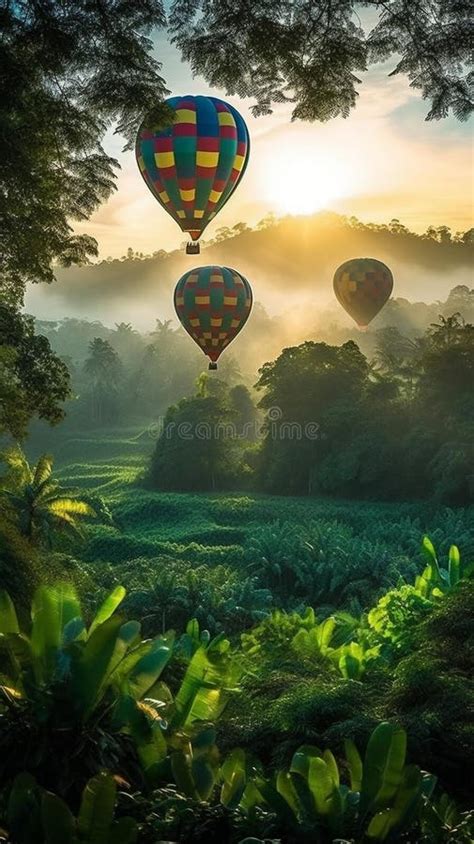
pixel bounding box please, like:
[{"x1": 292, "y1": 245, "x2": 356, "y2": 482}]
[
  {"x1": 174, "y1": 266, "x2": 253, "y2": 369},
  {"x1": 333, "y1": 258, "x2": 393, "y2": 328},
  {"x1": 136, "y1": 95, "x2": 250, "y2": 253}
]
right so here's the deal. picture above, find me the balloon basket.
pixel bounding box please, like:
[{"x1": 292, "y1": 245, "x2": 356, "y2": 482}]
[
  {"x1": 186, "y1": 242, "x2": 200, "y2": 255},
  {"x1": 208, "y1": 362, "x2": 218, "y2": 371}
]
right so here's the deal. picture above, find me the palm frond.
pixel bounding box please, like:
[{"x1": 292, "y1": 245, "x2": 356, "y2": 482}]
[
  {"x1": 33, "y1": 455, "x2": 53, "y2": 489},
  {"x1": 47, "y1": 499, "x2": 97, "y2": 518},
  {"x1": 0, "y1": 445, "x2": 32, "y2": 486}
]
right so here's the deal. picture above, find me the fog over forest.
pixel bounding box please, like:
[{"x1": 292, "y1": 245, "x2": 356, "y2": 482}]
[{"x1": 25, "y1": 213, "x2": 473, "y2": 340}]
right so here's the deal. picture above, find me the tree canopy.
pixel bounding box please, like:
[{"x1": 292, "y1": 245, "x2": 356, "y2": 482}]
[
  {"x1": 169, "y1": 1, "x2": 473, "y2": 122},
  {"x1": 0, "y1": 0, "x2": 170, "y2": 301},
  {"x1": 0, "y1": 304, "x2": 70, "y2": 439}
]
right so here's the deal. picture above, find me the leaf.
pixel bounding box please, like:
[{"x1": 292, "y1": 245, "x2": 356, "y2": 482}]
[
  {"x1": 171, "y1": 643, "x2": 238, "y2": 729},
  {"x1": 171, "y1": 750, "x2": 199, "y2": 800},
  {"x1": 308, "y1": 756, "x2": 337, "y2": 816},
  {"x1": 0, "y1": 590, "x2": 19, "y2": 634},
  {"x1": 366, "y1": 765, "x2": 423, "y2": 840},
  {"x1": 323, "y1": 749, "x2": 340, "y2": 788},
  {"x1": 127, "y1": 637, "x2": 173, "y2": 700},
  {"x1": 62, "y1": 617, "x2": 86, "y2": 646},
  {"x1": 88, "y1": 586, "x2": 126, "y2": 637},
  {"x1": 276, "y1": 770, "x2": 301, "y2": 817},
  {"x1": 290, "y1": 745, "x2": 322, "y2": 778},
  {"x1": 33, "y1": 455, "x2": 53, "y2": 489},
  {"x1": 221, "y1": 749, "x2": 247, "y2": 809},
  {"x1": 448, "y1": 545, "x2": 461, "y2": 586},
  {"x1": 339, "y1": 649, "x2": 362, "y2": 679},
  {"x1": 77, "y1": 772, "x2": 116, "y2": 843},
  {"x1": 41, "y1": 792, "x2": 75, "y2": 844},
  {"x1": 317, "y1": 617, "x2": 336, "y2": 651},
  {"x1": 360, "y1": 723, "x2": 407, "y2": 817},
  {"x1": 344, "y1": 738, "x2": 363, "y2": 792},
  {"x1": 71, "y1": 615, "x2": 123, "y2": 719},
  {"x1": 30, "y1": 584, "x2": 81, "y2": 683}
]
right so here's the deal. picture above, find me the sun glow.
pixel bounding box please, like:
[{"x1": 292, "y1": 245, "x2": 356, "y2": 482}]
[{"x1": 258, "y1": 142, "x2": 361, "y2": 216}]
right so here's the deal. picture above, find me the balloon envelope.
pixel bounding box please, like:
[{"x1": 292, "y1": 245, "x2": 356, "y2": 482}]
[
  {"x1": 136, "y1": 95, "x2": 250, "y2": 242},
  {"x1": 174, "y1": 266, "x2": 253, "y2": 364},
  {"x1": 333, "y1": 258, "x2": 393, "y2": 327}
]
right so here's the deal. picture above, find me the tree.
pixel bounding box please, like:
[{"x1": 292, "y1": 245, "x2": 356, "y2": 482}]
[
  {"x1": 0, "y1": 303, "x2": 70, "y2": 439},
  {"x1": 0, "y1": 446, "x2": 110, "y2": 547},
  {"x1": 169, "y1": 1, "x2": 473, "y2": 122},
  {"x1": 149, "y1": 384, "x2": 239, "y2": 491},
  {"x1": 83, "y1": 338, "x2": 123, "y2": 424},
  {"x1": 0, "y1": 0, "x2": 170, "y2": 302}
]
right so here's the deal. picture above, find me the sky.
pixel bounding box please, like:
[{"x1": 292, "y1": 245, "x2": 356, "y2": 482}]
[{"x1": 73, "y1": 25, "x2": 473, "y2": 260}]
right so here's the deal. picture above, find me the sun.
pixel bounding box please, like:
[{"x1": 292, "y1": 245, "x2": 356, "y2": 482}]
[{"x1": 259, "y1": 142, "x2": 357, "y2": 216}]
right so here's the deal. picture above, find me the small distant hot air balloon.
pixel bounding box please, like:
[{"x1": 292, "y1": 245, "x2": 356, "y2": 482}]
[
  {"x1": 333, "y1": 258, "x2": 393, "y2": 328},
  {"x1": 174, "y1": 266, "x2": 253, "y2": 369},
  {"x1": 136, "y1": 95, "x2": 250, "y2": 254}
]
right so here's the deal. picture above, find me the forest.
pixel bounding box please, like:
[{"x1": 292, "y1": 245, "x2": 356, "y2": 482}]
[{"x1": 1, "y1": 1, "x2": 473, "y2": 842}]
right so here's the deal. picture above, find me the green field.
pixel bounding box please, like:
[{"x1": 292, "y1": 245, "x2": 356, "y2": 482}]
[{"x1": 39, "y1": 426, "x2": 474, "y2": 623}]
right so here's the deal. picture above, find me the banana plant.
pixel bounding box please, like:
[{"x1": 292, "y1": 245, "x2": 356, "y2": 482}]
[
  {"x1": 333, "y1": 640, "x2": 380, "y2": 680},
  {"x1": 227, "y1": 722, "x2": 436, "y2": 842},
  {"x1": 6, "y1": 771, "x2": 137, "y2": 844},
  {"x1": 0, "y1": 583, "x2": 174, "y2": 721},
  {"x1": 291, "y1": 616, "x2": 337, "y2": 660},
  {"x1": 415, "y1": 536, "x2": 467, "y2": 598}
]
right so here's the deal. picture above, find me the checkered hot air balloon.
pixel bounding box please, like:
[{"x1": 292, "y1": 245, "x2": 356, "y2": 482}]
[
  {"x1": 136, "y1": 95, "x2": 250, "y2": 254},
  {"x1": 333, "y1": 258, "x2": 393, "y2": 328},
  {"x1": 174, "y1": 266, "x2": 253, "y2": 370}
]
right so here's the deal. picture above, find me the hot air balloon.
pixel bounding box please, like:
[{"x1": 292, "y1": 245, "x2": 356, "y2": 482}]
[
  {"x1": 174, "y1": 266, "x2": 253, "y2": 369},
  {"x1": 333, "y1": 258, "x2": 393, "y2": 328},
  {"x1": 136, "y1": 95, "x2": 250, "y2": 254}
]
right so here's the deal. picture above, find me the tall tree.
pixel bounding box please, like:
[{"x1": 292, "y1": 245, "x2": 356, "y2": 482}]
[
  {"x1": 83, "y1": 338, "x2": 123, "y2": 424},
  {"x1": 0, "y1": 0, "x2": 170, "y2": 302}
]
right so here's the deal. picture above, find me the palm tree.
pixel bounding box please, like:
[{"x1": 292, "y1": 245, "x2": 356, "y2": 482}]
[
  {"x1": 83, "y1": 338, "x2": 123, "y2": 424},
  {"x1": 0, "y1": 446, "x2": 112, "y2": 547}
]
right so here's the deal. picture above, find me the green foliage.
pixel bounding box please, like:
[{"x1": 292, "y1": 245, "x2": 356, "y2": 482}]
[
  {"x1": 0, "y1": 305, "x2": 70, "y2": 439},
  {"x1": 0, "y1": 445, "x2": 112, "y2": 548},
  {"x1": 226, "y1": 722, "x2": 437, "y2": 842},
  {"x1": 1, "y1": 0, "x2": 170, "y2": 298},
  {"x1": 0, "y1": 583, "x2": 240, "y2": 802},
  {"x1": 5, "y1": 771, "x2": 137, "y2": 844},
  {"x1": 255, "y1": 318, "x2": 474, "y2": 503},
  {"x1": 169, "y1": 1, "x2": 472, "y2": 122},
  {"x1": 386, "y1": 581, "x2": 474, "y2": 801}
]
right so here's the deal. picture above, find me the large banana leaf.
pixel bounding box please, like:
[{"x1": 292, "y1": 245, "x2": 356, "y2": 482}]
[
  {"x1": 221, "y1": 748, "x2": 248, "y2": 809},
  {"x1": 366, "y1": 765, "x2": 424, "y2": 841},
  {"x1": 71, "y1": 615, "x2": 124, "y2": 720},
  {"x1": 171, "y1": 641, "x2": 240, "y2": 729},
  {"x1": 88, "y1": 586, "x2": 126, "y2": 637},
  {"x1": 77, "y1": 772, "x2": 117, "y2": 844},
  {"x1": 126, "y1": 636, "x2": 173, "y2": 700},
  {"x1": 0, "y1": 590, "x2": 19, "y2": 634},
  {"x1": 360, "y1": 722, "x2": 407, "y2": 818},
  {"x1": 344, "y1": 738, "x2": 363, "y2": 791},
  {"x1": 30, "y1": 585, "x2": 82, "y2": 684},
  {"x1": 308, "y1": 756, "x2": 337, "y2": 816},
  {"x1": 41, "y1": 792, "x2": 75, "y2": 844}
]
